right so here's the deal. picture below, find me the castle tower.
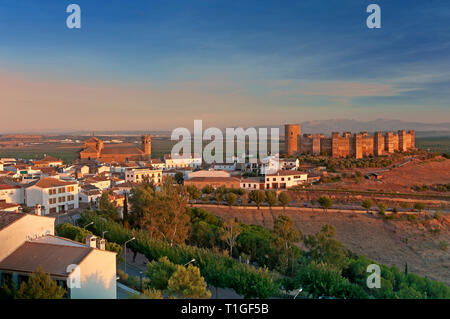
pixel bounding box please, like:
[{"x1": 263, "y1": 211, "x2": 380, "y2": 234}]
[
  {"x1": 409, "y1": 130, "x2": 415, "y2": 149},
  {"x1": 374, "y1": 132, "x2": 384, "y2": 156},
  {"x1": 284, "y1": 124, "x2": 301, "y2": 156},
  {"x1": 141, "y1": 135, "x2": 151, "y2": 156}
]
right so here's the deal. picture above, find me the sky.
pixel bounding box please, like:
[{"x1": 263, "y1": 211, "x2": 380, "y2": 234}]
[{"x1": 0, "y1": 0, "x2": 449, "y2": 132}]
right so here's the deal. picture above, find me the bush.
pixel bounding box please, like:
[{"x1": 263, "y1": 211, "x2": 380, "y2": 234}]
[{"x1": 77, "y1": 211, "x2": 279, "y2": 298}]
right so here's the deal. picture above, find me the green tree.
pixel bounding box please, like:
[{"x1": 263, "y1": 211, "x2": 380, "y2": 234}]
[
  {"x1": 17, "y1": 265, "x2": 66, "y2": 299},
  {"x1": 220, "y1": 218, "x2": 242, "y2": 257},
  {"x1": 174, "y1": 172, "x2": 184, "y2": 184},
  {"x1": 249, "y1": 190, "x2": 265, "y2": 209},
  {"x1": 225, "y1": 192, "x2": 237, "y2": 208},
  {"x1": 186, "y1": 185, "x2": 202, "y2": 206},
  {"x1": 145, "y1": 256, "x2": 178, "y2": 292},
  {"x1": 414, "y1": 202, "x2": 426, "y2": 213},
  {"x1": 214, "y1": 191, "x2": 223, "y2": 204},
  {"x1": 361, "y1": 199, "x2": 374, "y2": 213},
  {"x1": 202, "y1": 185, "x2": 214, "y2": 194},
  {"x1": 98, "y1": 192, "x2": 119, "y2": 221},
  {"x1": 377, "y1": 202, "x2": 387, "y2": 215},
  {"x1": 273, "y1": 215, "x2": 301, "y2": 273},
  {"x1": 167, "y1": 264, "x2": 211, "y2": 299},
  {"x1": 303, "y1": 225, "x2": 348, "y2": 269},
  {"x1": 123, "y1": 193, "x2": 129, "y2": 228},
  {"x1": 278, "y1": 192, "x2": 291, "y2": 212},
  {"x1": 265, "y1": 190, "x2": 277, "y2": 211},
  {"x1": 318, "y1": 196, "x2": 333, "y2": 212}
]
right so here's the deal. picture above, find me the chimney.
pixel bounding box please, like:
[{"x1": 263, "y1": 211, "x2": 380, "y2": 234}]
[
  {"x1": 96, "y1": 238, "x2": 106, "y2": 250},
  {"x1": 85, "y1": 235, "x2": 97, "y2": 248},
  {"x1": 35, "y1": 204, "x2": 42, "y2": 216}
]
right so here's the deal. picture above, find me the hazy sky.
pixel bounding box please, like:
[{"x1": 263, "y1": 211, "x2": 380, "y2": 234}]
[{"x1": 0, "y1": 0, "x2": 449, "y2": 132}]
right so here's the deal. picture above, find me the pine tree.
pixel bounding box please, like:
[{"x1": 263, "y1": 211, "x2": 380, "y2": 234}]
[
  {"x1": 167, "y1": 265, "x2": 211, "y2": 299},
  {"x1": 17, "y1": 265, "x2": 66, "y2": 299}
]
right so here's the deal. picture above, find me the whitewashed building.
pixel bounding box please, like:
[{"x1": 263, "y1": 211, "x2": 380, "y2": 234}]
[
  {"x1": 0, "y1": 211, "x2": 117, "y2": 299},
  {"x1": 0, "y1": 184, "x2": 24, "y2": 204},
  {"x1": 25, "y1": 178, "x2": 79, "y2": 215}
]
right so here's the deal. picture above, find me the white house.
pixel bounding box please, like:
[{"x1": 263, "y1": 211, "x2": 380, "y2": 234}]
[
  {"x1": 0, "y1": 184, "x2": 24, "y2": 204},
  {"x1": 264, "y1": 171, "x2": 308, "y2": 189},
  {"x1": 213, "y1": 163, "x2": 236, "y2": 171},
  {"x1": 125, "y1": 168, "x2": 162, "y2": 184},
  {"x1": 25, "y1": 178, "x2": 79, "y2": 215},
  {"x1": 0, "y1": 211, "x2": 116, "y2": 299},
  {"x1": 280, "y1": 158, "x2": 300, "y2": 170},
  {"x1": 164, "y1": 154, "x2": 201, "y2": 169},
  {"x1": 83, "y1": 176, "x2": 111, "y2": 191}
]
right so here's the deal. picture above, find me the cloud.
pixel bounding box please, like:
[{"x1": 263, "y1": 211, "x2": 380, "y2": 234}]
[{"x1": 270, "y1": 82, "x2": 416, "y2": 98}]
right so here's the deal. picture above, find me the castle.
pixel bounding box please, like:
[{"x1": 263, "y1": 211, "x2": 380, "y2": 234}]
[
  {"x1": 79, "y1": 135, "x2": 151, "y2": 163},
  {"x1": 285, "y1": 124, "x2": 415, "y2": 159}
]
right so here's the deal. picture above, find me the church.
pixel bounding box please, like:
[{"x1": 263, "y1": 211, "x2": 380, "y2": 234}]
[{"x1": 79, "y1": 135, "x2": 151, "y2": 163}]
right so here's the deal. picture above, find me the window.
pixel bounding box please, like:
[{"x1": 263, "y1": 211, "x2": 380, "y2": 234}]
[{"x1": 59, "y1": 196, "x2": 66, "y2": 203}]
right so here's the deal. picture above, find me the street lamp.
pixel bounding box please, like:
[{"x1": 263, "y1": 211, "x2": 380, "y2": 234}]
[
  {"x1": 102, "y1": 230, "x2": 109, "y2": 238},
  {"x1": 83, "y1": 221, "x2": 94, "y2": 229},
  {"x1": 183, "y1": 259, "x2": 195, "y2": 267},
  {"x1": 123, "y1": 237, "x2": 135, "y2": 273},
  {"x1": 294, "y1": 288, "x2": 303, "y2": 299}
]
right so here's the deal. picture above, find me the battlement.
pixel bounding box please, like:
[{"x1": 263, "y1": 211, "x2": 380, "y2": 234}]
[{"x1": 286, "y1": 124, "x2": 415, "y2": 158}]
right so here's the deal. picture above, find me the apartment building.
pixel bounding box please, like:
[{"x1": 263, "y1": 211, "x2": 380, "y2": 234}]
[
  {"x1": 164, "y1": 154, "x2": 202, "y2": 169},
  {"x1": 0, "y1": 184, "x2": 24, "y2": 204},
  {"x1": 125, "y1": 167, "x2": 162, "y2": 184},
  {"x1": 25, "y1": 178, "x2": 79, "y2": 215}
]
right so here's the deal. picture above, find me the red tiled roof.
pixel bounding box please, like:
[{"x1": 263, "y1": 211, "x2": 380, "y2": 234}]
[{"x1": 33, "y1": 178, "x2": 77, "y2": 189}]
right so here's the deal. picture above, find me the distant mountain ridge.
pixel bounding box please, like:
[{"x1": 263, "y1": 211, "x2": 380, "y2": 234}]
[{"x1": 268, "y1": 119, "x2": 450, "y2": 136}]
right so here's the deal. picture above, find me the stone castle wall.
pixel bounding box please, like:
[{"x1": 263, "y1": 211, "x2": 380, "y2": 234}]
[{"x1": 290, "y1": 124, "x2": 415, "y2": 158}]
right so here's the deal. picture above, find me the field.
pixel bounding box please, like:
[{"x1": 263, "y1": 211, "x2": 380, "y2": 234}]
[
  {"x1": 0, "y1": 144, "x2": 80, "y2": 164},
  {"x1": 205, "y1": 206, "x2": 450, "y2": 285},
  {"x1": 416, "y1": 136, "x2": 450, "y2": 154}
]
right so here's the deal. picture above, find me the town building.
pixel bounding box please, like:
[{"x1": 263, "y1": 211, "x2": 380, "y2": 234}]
[
  {"x1": 240, "y1": 178, "x2": 265, "y2": 190},
  {"x1": 79, "y1": 136, "x2": 151, "y2": 163},
  {"x1": 164, "y1": 154, "x2": 202, "y2": 169},
  {"x1": 0, "y1": 184, "x2": 24, "y2": 204},
  {"x1": 264, "y1": 171, "x2": 308, "y2": 189},
  {"x1": 25, "y1": 178, "x2": 79, "y2": 215},
  {"x1": 125, "y1": 167, "x2": 162, "y2": 185},
  {"x1": 32, "y1": 155, "x2": 63, "y2": 168},
  {"x1": 0, "y1": 211, "x2": 116, "y2": 299}
]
